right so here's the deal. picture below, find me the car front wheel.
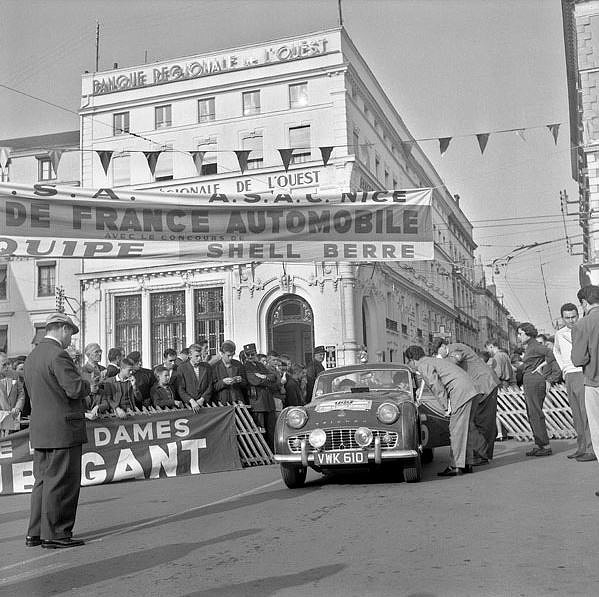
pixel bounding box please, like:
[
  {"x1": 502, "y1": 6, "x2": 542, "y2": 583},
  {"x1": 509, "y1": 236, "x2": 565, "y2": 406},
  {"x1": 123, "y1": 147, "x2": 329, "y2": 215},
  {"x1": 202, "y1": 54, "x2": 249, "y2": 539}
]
[
  {"x1": 403, "y1": 454, "x2": 422, "y2": 483},
  {"x1": 280, "y1": 464, "x2": 307, "y2": 488}
]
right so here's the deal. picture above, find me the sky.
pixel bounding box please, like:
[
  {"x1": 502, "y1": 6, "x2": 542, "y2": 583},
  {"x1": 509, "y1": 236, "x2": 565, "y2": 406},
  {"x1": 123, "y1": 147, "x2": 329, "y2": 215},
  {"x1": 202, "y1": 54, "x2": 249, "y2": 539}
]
[{"x1": 0, "y1": 0, "x2": 581, "y2": 333}]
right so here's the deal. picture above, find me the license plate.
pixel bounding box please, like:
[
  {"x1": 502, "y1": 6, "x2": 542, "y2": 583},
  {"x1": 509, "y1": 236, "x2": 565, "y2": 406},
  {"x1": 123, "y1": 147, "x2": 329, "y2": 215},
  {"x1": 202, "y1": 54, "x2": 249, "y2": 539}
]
[{"x1": 314, "y1": 450, "x2": 367, "y2": 465}]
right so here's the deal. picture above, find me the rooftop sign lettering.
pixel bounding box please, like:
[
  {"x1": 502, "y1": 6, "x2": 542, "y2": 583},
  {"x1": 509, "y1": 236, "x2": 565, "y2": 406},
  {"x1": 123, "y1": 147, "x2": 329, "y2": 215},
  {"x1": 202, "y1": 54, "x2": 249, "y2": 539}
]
[{"x1": 91, "y1": 38, "x2": 329, "y2": 96}]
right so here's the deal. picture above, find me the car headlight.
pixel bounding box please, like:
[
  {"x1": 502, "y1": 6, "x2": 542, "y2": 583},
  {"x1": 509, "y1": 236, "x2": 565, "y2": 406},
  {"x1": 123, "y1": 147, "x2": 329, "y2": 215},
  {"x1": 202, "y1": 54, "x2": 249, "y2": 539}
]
[
  {"x1": 354, "y1": 427, "x2": 373, "y2": 447},
  {"x1": 377, "y1": 402, "x2": 400, "y2": 424},
  {"x1": 286, "y1": 407, "x2": 308, "y2": 429},
  {"x1": 308, "y1": 429, "x2": 327, "y2": 449}
]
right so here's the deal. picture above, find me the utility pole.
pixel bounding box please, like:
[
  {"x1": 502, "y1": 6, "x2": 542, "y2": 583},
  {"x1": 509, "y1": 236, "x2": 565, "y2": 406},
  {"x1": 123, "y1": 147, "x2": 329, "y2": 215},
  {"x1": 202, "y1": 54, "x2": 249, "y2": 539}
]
[{"x1": 95, "y1": 21, "x2": 100, "y2": 72}]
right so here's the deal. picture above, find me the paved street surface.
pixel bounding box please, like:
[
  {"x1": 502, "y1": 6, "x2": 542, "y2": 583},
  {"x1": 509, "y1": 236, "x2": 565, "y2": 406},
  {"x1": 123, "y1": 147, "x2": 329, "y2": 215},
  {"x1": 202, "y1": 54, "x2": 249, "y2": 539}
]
[{"x1": 1, "y1": 439, "x2": 597, "y2": 597}]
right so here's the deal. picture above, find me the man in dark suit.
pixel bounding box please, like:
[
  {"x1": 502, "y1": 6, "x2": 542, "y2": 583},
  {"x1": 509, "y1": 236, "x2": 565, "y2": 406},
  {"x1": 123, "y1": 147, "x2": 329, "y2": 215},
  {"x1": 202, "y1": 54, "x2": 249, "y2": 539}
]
[
  {"x1": 176, "y1": 342, "x2": 212, "y2": 411},
  {"x1": 126, "y1": 351, "x2": 154, "y2": 407},
  {"x1": 305, "y1": 346, "x2": 326, "y2": 402},
  {"x1": 212, "y1": 340, "x2": 247, "y2": 405},
  {"x1": 24, "y1": 312, "x2": 90, "y2": 549}
]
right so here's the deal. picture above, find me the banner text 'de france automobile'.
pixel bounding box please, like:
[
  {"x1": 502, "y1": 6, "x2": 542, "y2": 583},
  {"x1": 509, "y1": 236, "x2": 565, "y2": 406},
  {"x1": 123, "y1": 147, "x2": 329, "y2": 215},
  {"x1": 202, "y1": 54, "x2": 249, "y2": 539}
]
[{"x1": 0, "y1": 183, "x2": 433, "y2": 261}]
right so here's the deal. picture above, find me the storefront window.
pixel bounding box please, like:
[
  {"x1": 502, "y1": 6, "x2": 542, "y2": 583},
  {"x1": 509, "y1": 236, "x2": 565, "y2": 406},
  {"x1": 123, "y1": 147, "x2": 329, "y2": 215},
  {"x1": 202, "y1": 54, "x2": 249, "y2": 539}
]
[
  {"x1": 194, "y1": 288, "x2": 224, "y2": 356},
  {"x1": 150, "y1": 291, "x2": 186, "y2": 367},
  {"x1": 115, "y1": 294, "x2": 142, "y2": 356}
]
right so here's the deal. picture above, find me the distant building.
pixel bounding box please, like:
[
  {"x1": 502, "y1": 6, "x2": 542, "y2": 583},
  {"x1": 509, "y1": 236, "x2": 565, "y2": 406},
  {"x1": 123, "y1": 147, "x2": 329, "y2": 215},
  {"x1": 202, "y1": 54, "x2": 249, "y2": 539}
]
[
  {"x1": 77, "y1": 28, "x2": 485, "y2": 366},
  {"x1": 0, "y1": 131, "x2": 82, "y2": 355}
]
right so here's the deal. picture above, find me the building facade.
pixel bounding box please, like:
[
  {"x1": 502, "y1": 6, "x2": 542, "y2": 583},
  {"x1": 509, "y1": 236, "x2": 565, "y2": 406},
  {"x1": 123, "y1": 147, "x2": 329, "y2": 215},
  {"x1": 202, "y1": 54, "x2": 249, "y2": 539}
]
[
  {"x1": 73, "y1": 28, "x2": 495, "y2": 367},
  {"x1": 0, "y1": 131, "x2": 82, "y2": 356}
]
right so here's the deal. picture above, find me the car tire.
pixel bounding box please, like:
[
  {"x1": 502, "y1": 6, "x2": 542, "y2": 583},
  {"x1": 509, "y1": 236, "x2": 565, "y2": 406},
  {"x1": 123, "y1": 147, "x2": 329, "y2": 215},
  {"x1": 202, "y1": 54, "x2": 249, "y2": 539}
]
[
  {"x1": 403, "y1": 454, "x2": 422, "y2": 483},
  {"x1": 421, "y1": 447, "x2": 434, "y2": 464},
  {"x1": 280, "y1": 464, "x2": 307, "y2": 488}
]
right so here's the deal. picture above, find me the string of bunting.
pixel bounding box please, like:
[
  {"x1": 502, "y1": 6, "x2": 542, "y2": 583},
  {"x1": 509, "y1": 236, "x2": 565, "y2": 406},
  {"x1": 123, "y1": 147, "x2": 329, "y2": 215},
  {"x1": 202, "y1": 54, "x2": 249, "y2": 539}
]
[{"x1": 0, "y1": 121, "x2": 563, "y2": 175}]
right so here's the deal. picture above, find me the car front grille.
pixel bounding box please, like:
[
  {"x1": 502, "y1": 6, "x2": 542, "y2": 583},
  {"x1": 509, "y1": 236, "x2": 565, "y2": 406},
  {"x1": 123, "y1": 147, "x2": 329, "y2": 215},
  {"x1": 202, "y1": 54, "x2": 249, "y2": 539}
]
[{"x1": 287, "y1": 428, "x2": 399, "y2": 453}]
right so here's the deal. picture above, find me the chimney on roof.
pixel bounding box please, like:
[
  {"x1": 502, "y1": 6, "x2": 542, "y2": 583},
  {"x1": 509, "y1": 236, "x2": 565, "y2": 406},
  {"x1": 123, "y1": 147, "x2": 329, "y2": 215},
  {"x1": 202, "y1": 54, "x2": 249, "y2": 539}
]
[{"x1": 453, "y1": 194, "x2": 460, "y2": 207}]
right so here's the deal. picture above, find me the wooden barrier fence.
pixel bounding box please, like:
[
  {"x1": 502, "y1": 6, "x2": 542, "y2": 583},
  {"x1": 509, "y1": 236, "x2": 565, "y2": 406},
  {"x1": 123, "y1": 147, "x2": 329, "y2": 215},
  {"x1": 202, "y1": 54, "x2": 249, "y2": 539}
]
[{"x1": 496, "y1": 383, "x2": 576, "y2": 442}]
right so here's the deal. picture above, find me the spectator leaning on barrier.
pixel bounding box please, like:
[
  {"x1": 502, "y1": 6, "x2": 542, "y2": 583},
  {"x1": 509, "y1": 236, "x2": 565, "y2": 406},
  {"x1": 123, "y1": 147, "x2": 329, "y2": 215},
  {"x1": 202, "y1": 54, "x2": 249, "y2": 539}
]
[
  {"x1": 518, "y1": 322, "x2": 553, "y2": 457},
  {"x1": 284, "y1": 363, "x2": 306, "y2": 407},
  {"x1": 176, "y1": 342, "x2": 212, "y2": 412},
  {"x1": 554, "y1": 302, "x2": 595, "y2": 462},
  {"x1": 484, "y1": 339, "x2": 516, "y2": 388},
  {"x1": 80, "y1": 343, "x2": 105, "y2": 410},
  {"x1": 0, "y1": 352, "x2": 25, "y2": 432},
  {"x1": 244, "y1": 343, "x2": 278, "y2": 449},
  {"x1": 102, "y1": 358, "x2": 143, "y2": 418},
  {"x1": 571, "y1": 285, "x2": 599, "y2": 497},
  {"x1": 13, "y1": 357, "x2": 30, "y2": 417},
  {"x1": 212, "y1": 340, "x2": 247, "y2": 405},
  {"x1": 151, "y1": 366, "x2": 182, "y2": 409},
  {"x1": 105, "y1": 347, "x2": 123, "y2": 378},
  {"x1": 126, "y1": 351, "x2": 154, "y2": 406}
]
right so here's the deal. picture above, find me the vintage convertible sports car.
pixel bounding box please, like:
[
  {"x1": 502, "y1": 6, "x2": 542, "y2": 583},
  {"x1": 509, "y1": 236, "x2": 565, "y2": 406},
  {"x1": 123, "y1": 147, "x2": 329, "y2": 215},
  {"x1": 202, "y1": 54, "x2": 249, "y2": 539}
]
[{"x1": 274, "y1": 363, "x2": 450, "y2": 488}]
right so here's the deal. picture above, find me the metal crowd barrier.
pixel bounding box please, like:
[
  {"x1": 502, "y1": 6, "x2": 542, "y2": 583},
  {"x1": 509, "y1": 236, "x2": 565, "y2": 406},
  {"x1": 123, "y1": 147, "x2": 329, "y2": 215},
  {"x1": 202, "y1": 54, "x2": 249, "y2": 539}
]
[{"x1": 496, "y1": 383, "x2": 576, "y2": 442}]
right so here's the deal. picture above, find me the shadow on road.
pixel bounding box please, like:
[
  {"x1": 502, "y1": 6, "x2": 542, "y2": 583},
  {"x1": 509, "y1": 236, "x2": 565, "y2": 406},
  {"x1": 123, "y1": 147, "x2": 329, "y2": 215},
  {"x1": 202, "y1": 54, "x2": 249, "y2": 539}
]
[
  {"x1": 79, "y1": 486, "x2": 319, "y2": 542},
  {"x1": 2, "y1": 531, "x2": 261, "y2": 596},
  {"x1": 180, "y1": 563, "x2": 346, "y2": 597}
]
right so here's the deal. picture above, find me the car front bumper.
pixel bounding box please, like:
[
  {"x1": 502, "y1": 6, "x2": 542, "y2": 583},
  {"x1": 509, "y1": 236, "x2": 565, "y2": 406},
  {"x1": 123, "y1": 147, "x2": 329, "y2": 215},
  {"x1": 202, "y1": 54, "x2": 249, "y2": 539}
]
[{"x1": 274, "y1": 437, "x2": 419, "y2": 466}]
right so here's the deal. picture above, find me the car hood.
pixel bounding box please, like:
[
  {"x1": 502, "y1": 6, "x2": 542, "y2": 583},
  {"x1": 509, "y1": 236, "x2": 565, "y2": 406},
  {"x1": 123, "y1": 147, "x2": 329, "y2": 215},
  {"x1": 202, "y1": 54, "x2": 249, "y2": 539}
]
[{"x1": 299, "y1": 390, "x2": 413, "y2": 429}]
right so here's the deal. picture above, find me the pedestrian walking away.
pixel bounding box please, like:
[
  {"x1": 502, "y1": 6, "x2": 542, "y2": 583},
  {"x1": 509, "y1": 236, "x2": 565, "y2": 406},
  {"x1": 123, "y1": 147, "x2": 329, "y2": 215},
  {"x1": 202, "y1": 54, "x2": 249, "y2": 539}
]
[{"x1": 23, "y1": 312, "x2": 90, "y2": 549}]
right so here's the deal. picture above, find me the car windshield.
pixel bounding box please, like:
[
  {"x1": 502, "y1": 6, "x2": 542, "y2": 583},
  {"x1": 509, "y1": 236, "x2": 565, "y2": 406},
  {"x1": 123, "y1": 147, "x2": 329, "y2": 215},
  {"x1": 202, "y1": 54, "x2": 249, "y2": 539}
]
[{"x1": 314, "y1": 368, "x2": 411, "y2": 398}]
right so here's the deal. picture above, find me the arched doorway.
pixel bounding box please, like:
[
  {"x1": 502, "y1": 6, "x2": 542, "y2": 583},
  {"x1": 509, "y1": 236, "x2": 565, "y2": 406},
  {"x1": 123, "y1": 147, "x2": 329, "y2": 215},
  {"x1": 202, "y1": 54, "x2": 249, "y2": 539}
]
[{"x1": 267, "y1": 295, "x2": 314, "y2": 364}]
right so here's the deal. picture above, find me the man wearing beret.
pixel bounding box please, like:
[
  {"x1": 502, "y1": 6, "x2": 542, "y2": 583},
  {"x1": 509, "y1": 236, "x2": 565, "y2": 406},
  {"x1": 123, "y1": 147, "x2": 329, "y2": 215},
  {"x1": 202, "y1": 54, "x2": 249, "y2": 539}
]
[
  {"x1": 24, "y1": 312, "x2": 90, "y2": 549},
  {"x1": 305, "y1": 346, "x2": 326, "y2": 402}
]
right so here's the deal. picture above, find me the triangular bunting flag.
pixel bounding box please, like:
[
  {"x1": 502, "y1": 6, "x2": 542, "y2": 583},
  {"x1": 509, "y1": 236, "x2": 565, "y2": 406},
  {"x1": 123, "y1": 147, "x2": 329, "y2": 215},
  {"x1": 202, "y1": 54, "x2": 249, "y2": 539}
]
[
  {"x1": 278, "y1": 148, "x2": 294, "y2": 172},
  {"x1": 439, "y1": 137, "x2": 452, "y2": 156},
  {"x1": 190, "y1": 151, "x2": 205, "y2": 175},
  {"x1": 515, "y1": 129, "x2": 527, "y2": 142},
  {"x1": 319, "y1": 146, "x2": 334, "y2": 167},
  {"x1": 0, "y1": 147, "x2": 11, "y2": 171},
  {"x1": 234, "y1": 150, "x2": 251, "y2": 174},
  {"x1": 48, "y1": 150, "x2": 63, "y2": 176},
  {"x1": 143, "y1": 151, "x2": 162, "y2": 176},
  {"x1": 96, "y1": 150, "x2": 114, "y2": 175},
  {"x1": 476, "y1": 133, "x2": 490, "y2": 155},
  {"x1": 547, "y1": 123, "x2": 560, "y2": 145}
]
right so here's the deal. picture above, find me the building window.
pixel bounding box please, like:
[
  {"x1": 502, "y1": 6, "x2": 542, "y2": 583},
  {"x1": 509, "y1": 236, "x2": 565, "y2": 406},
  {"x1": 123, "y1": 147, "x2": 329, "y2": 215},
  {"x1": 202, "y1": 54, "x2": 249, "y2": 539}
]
[
  {"x1": 115, "y1": 294, "x2": 142, "y2": 356},
  {"x1": 32, "y1": 324, "x2": 45, "y2": 346},
  {"x1": 289, "y1": 125, "x2": 311, "y2": 164},
  {"x1": 375, "y1": 155, "x2": 381, "y2": 180},
  {"x1": 384, "y1": 170, "x2": 390, "y2": 188},
  {"x1": 155, "y1": 145, "x2": 173, "y2": 181},
  {"x1": 155, "y1": 104, "x2": 172, "y2": 129},
  {"x1": 353, "y1": 131, "x2": 360, "y2": 156},
  {"x1": 38, "y1": 157, "x2": 55, "y2": 181},
  {"x1": 113, "y1": 111, "x2": 130, "y2": 136},
  {"x1": 0, "y1": 265, "x2": 6, "y2": 300},
  {"x1": 242, "y1": 134, "x2": 263, "y2": 170},
  {"x1": 194, "y1": 287, "x2": 224, "y2": 356},
  {"x1": 361, "y1": 142, "x2": 370, "y2": 170},
  {"x1": 393, "y1": 178, "x2": 398, "y2": 189},
  {"x1": 289, "y1": 82, "x2": 308, "y2": 108},
  {"x1": 37, "y1": 262, "x2": 55, "y2": 297},
  {"x1": 0, "y1": 325, "x2": 7, "y2": 353},
  {"x1": 242, "y1": 90, "x2": 261, "y2": 116},
  {"x1": 150, "y1": 291, "x2": 186, "y2": 367},
  {"x1": 112, "y1": 153, "x2": 130, "y2": 187},
  {"x1": 198, "y1": 97, "x2": 215, "y2": 123},
  {"x1": 197, "y1": 138, "x2": 217, "y2": 175}
]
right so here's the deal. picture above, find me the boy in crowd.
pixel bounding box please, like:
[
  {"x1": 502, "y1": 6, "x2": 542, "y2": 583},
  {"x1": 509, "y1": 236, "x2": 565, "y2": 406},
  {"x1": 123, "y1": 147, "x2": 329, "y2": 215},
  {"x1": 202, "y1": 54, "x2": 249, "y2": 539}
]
[
  {"x1": 150, "y1": 366, "x2": 182, "y2": 409},
  {"x1": 102, "y1": 358, "x2": 143, "y2": 418},
  {"x1": 212, "y1": 341, "x2": 247, "y2": 405}
]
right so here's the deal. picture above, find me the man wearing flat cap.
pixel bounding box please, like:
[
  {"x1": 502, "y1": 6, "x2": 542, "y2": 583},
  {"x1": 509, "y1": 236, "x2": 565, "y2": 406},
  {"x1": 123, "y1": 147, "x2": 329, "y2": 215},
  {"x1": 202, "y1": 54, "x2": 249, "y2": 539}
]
[
  {"x1": 305, "y1": 346, "x2": 326, "y2": 402},
  {"x1": 24, "y1": 312, "x2": 90, "y2": 549},
  {"x1": 212, "y1": 341, "x2": 247, "y2": 405}
]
